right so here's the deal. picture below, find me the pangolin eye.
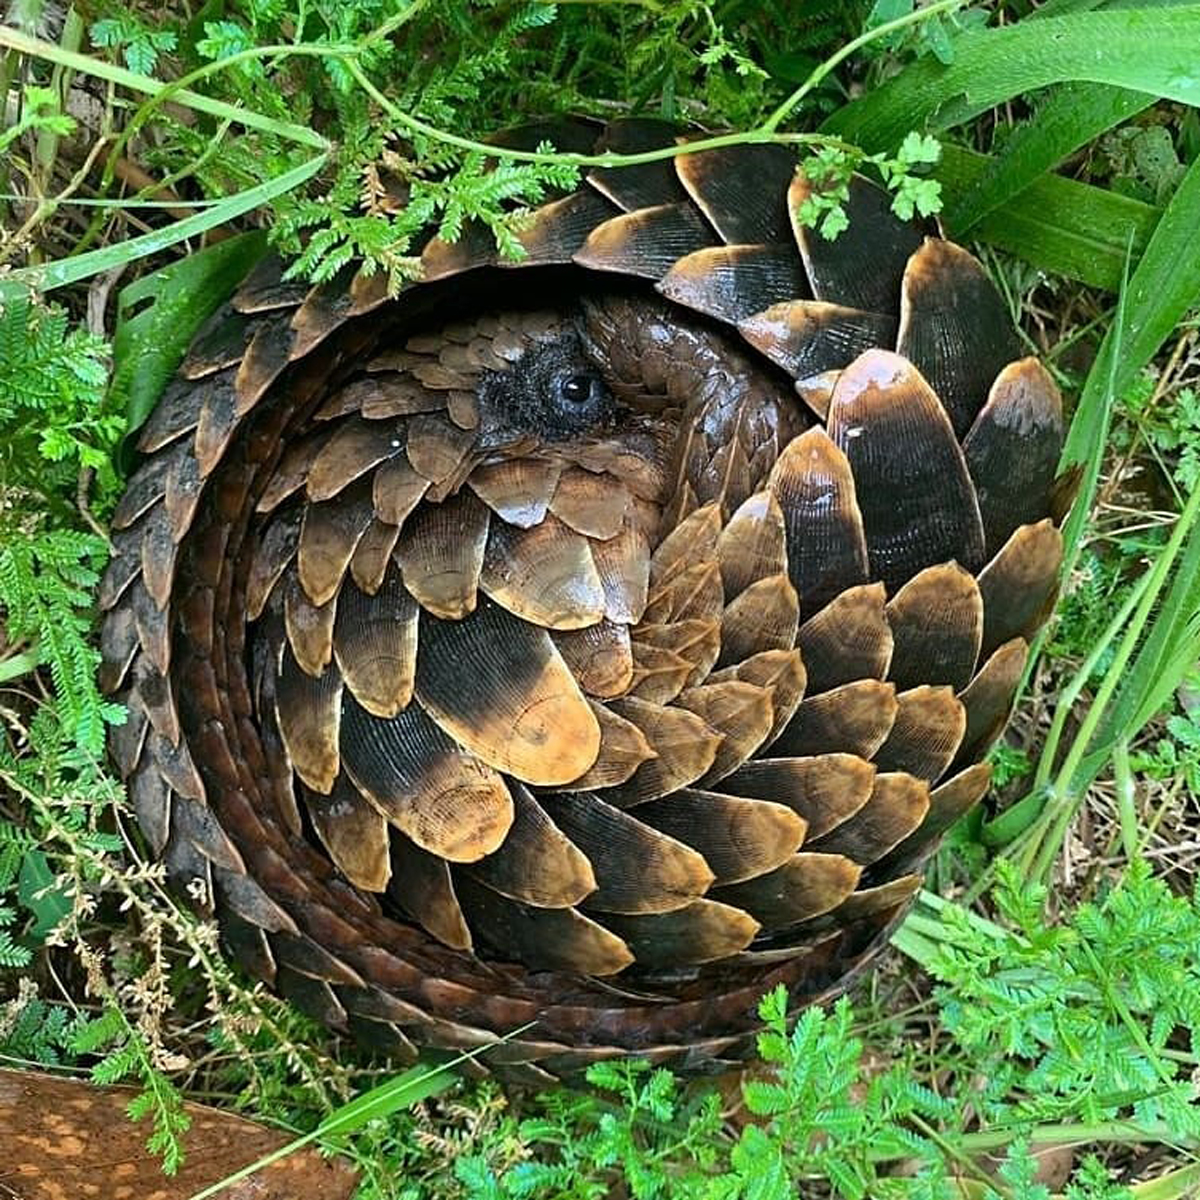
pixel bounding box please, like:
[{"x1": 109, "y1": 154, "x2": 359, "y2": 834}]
[{"x1": 559, "y1": 374, "x2": 594, "y2": 404}]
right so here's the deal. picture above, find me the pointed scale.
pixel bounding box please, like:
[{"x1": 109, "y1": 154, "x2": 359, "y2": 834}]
[
  {"x1": 559, "y1": 700, "x2": 657, "y2": 791},
  {"x1": 826, "y1": 350, "x2": 985, "y2": 591},
  {"x1": 574, "y1": 203, "x2": 718, "y2": 281},
  {"x1": 274, "y1": 650, "x2": 342, "y2": 794},
  {"x1": 628, "y1": 641, "x2": 694, "y2": 704},
  {"x1": 817, "y1": 873, "x2": 921, "y2": 928},
  {"x1": 465, "y1": 783, "x2": 596, "y2": 908},
  {"x1": 332, "y1": 573, "x2": 418, "y2": 718},
  {"x1": 307, "y1": 417, "x2": 404, "y2": 502},
  {"x1": 480, "y1": 512, "x2": 607, "y2": 630},
  {"x1": 348, "y1": 519, "x2": 401, "y2": 595},
  {"x1": 955, "y1": 638, "x2": 1028, "y2": 768},
  {"x1": 896, "y1": 239, "x2": 1023, "y2": 439},
  {"x1": 963, "y1": 358, "x2": 1064, "y2": 557},
  {"x1": 256, "y1": 433, "x2": 323, "y2": 514},
  {"x1": 245, "y1": 509, "x2": 300, "y2": 621},
  {"x1": 353, "y1": 374, "x2": 447, "y2": 419},
  {"x1": 587, "y1": 117, "x2": 688, "y2": 211},
  {"x1": 99, "y1": 528, "x2": 139, "y2": 616},
  {"x1": 468, "y1": 458, "x2": 562, "y2": 529},
  {"x1": 550, "y1": 467, "x2": 629, "y2": 539},
  {"x1": 873, "y1": 686, "x2": 966, "y2": 783},
  {"x1": 552, "y1": 620, "x2": 635, "y2": 698},
  {"x1": 373, "y1": 455, "x2": 431, "y2": 528},
  {"x1": 404, "y1": 415, "x2": 476, "y2": 487},
  {"x1": 807, "y1": 772, "x2": 930, "y2": 865},
  {"x1": 454, "y1": 875, "x2": 634, "y2": 976},
  {"x1": 413, "y1": 598, "x2": 601, "y2": 787},
  {"x1": 649, "y1": 501, "x2": 722, "y2": 590},
  {"x1": 182, "y1": 305, "x2": 251, "y2": 379},
  {"x1": 297, "y1": 479, "x2": 375, "y2": 607},
  {"x1": 598, "y1": 899, "x2": 760, "y2": 968},
  {"x1": 633, "y1": 788, "x2": 806, "y2": 885},
  {"x1": 712, "y1": 644, "x2": 805, "y2": 727},
  {"x1": 885, "y1": 563, "x2": 983, "y2": 692},
  {"x1": 796, "y1": 582, "x2": 893, "y2": 694},
  {"x1": 388, "y1": 836, "x2": 472, "y2": 950},
  {"x1": 723, "y1": 753, "x2": 876, "y2": 840},
  {"x1": 674, "y1": 143, "x2": 798, "y2": 243},
  {"x1": 871, "y1": 762, "x2": 992, "y2": 878},
  {"x1": 193, "y1": 372, "x2": 241, "y2": 478},
  {"x1": 341, "y1": 695, "x2": 514, "y2": 862},
  {"x1": 545, "y1": 791, "x2": 714, "y2": 915},
  {"x1": 718, "y1": 574, "x2": 800, "y2": 666},
  {"x1": 977, "y1": 520, "x2": 1063, "y2": 658},
  {"x1": 634, "y1": 618, "x2": 721, "y2": 691},
  {"x1": 394, "y1": 490, "x2": 489, "y2": 620},
  {"x1": 138, "y1": 375, "x2": 205, "y2": 455},
  {"x1": 507, "y1": 189, "x2": 625, "y2": 267},
  {"x1": 111, "y1": 450, "x2": 171, "y2": 531},
  {"x1": 678, "y1": 679, "x2": 775, "y2": 784},
  {"x1": 658, "y1": 244, "x2": 810, "y2": 326},
  {"x1": 713, "y1": 852, "x2": 862, "y2": 930},
  {"x1": 641, "y1": 560, "x2": 723, "y2": 628},
  {"x1": 767, "y1": 428, "x2": 869, "y2": 614},
  {"x1": 284, "y1": 573, "x2": 336, "y2": 677},
  {"x1": 738, "y1": 301, "x2": 896, "y2": 390},
  {"x1": 716, "y1": 490, "x2": 788, "y2": 600},
  {"x1": 773, "y1": 679, "x2": 898, "y2": 760},
  {"x1": 789, "y1": 172, "x2": 926, "y2": 313},
  {"x1": 306, "y1": 775, "x2": 391, "y2": 892},
  {"x1": 599, "y1": 695, "x2": 721, "y2": 806}
]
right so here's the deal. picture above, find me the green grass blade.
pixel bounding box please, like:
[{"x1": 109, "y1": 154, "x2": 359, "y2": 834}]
[
  {"x1": 1076, "y1": 513, "x2": 1200, "y2": 789},
  {"x1": 0, "y1": 25, "x2": 327, "y2": 149},
  {"x1": 0, "y1": 154, "x2": 326, "y2": 300},
  {"x1": 823, "y1": 7, "x2": 1200, "y2": 151},
  {"x1": 183, "y1": 1031, "x2": 532, "y2": 1200},
  {"x1": 1059, "y1": 145, "x2": 1200, "y2": 499},
  {"x1": 935, "y1": 144, "x2": 1158, "y2": 290},
  {"x1": 1080, "y1": 147, "x2": 1200, "y2": 404},
  {"x1": 946, "y1": 83, "x2": 1152, "y2": 234}
]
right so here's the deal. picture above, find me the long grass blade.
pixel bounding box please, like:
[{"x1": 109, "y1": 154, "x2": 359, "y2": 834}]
[
  {"x1": 935, "y1": 144, "x2": 1158, "y2": 290},
  {"x1": 946, "y1": 84, "x2": 1152, "y2": 234},
  {"x1": 0, "y1": 155, "x2": 326, "y2": 300},
  {"x1": 824, "y1": 6, "x2": 1200, "y2": 151},
  {"x1": 185, "y1": 1026, "x2": 532, "y2": 1200}
]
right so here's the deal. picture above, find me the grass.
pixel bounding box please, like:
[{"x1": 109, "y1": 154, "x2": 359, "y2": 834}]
[{"x1": 2, "y1": 0, "x2": 1200, "y2": 1197}]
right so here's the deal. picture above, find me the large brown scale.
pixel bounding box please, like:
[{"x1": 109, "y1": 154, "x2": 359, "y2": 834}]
[{"x1": 100, "y1": 120, "x2": 1069, "y2": 1083}]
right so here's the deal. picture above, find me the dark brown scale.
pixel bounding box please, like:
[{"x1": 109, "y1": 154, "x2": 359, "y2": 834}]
[
  {"x1": 659, "y1": 245, "x2": 810, "y2": 326},
  {"x1": 827, "y1": 352, "x2": 985, "y2": 592},
  {"x1": 675, "y1": 144, "x2": 798, "y2": 244},
  {"x1": 101, "y1": 121, "x2": 1069, "y2": 1082}
]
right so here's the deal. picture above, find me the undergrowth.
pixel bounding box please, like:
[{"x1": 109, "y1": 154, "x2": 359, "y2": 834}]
[{"x1": 2, "y1": 0, "x2": 1200, "y2": 1197}]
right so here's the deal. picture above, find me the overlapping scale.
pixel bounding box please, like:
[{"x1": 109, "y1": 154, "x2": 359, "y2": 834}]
[{"x1": 102, "y1": 119, "x2": 1073, "y2": 1082}]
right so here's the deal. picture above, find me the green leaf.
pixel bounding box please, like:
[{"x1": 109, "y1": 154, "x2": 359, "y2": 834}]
[
  {"x1": 947, "y1": 83, "x2": 1153, "y2": 233},
  {"x1": 17, "y1": 850, "x2": 70, "y2": 942},
  {"x1": 824, "y1": 7, "x2": 1200, "y2": 152},
  {"x1": 111, "y1": 231, "x2": 267, "y2": 440},
  {"x1": 935, "y1": 143, "x2": 1159, "y2": 290}
]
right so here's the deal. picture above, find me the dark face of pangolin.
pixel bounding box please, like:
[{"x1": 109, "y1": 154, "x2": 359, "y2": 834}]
[{"x1": 475, "y1": 329, "x2": 618, "y2": 452}]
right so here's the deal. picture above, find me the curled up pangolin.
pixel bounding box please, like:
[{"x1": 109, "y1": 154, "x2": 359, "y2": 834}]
[{"x1": 100, "y1": 120, "x2": 1070, "y2": 1083}]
